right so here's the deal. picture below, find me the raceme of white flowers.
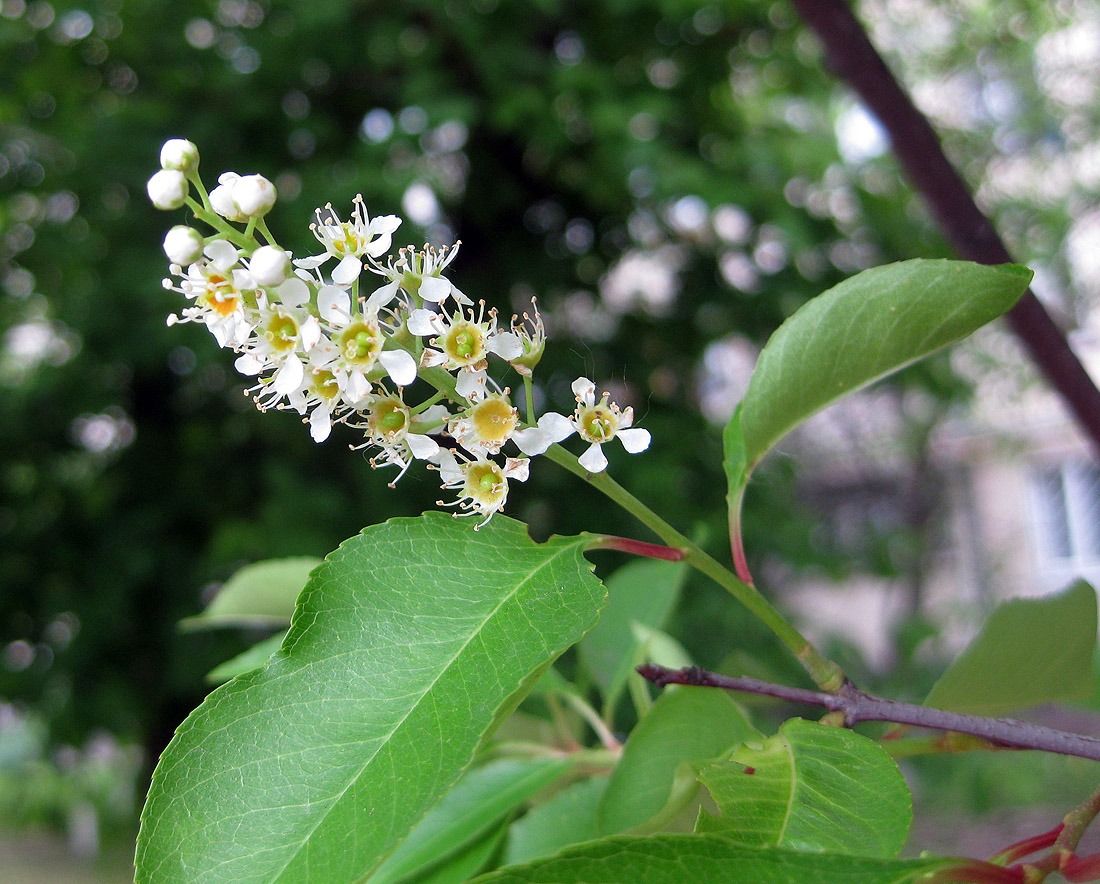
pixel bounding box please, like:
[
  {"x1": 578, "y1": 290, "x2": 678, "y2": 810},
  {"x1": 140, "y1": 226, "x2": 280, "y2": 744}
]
[{"x1": 150, "y1": 139, "x2": 650, "y2": 526}]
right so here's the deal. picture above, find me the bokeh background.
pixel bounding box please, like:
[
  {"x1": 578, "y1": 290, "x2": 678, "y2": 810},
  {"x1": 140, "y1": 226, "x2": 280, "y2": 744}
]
[{"x1": 5, "y1": 0, "x2": 1100, "y2": 879}]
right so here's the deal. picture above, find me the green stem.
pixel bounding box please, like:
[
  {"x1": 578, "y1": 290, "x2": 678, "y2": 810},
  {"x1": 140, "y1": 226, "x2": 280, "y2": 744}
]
[
  {"x1": 541, "y1": 445, "x2": 844, "y2": 692},
  {"x1": 523, "y1": 375, "x2": 536, "y2": 423},
  {"x1": 255, "y1": 217, "x2": 277, "y2": 245},
  {"x1": 410, "y1": 390, "x2": 446, "y2": 415},
  {"x1": 185, "y1": 197, "x2": 251, "y2": 249}
]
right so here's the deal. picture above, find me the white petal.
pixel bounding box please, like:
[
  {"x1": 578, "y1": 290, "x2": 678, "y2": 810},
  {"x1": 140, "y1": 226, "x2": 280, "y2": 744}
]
[
  {"x1": 234, "y1": 353, "x2": 265, "y2": 376},
  {"x1": 331, "y1": 255, "x2": 363, "y2": 285},
  {"x1": 309, "y1": 404, "x2": 332, "y2": 442},
  {"x1": 617, "y1": 427, "x2": 651, "y2": 453},
  {"x1": 504, "y1": 458, "x2": 530, "y2": 482},
  {"x1": 365, "y1": 280, "x2": 400, "y2": 311},
  {"x1": 379, "y1": 349, "x2": 417, "y2": 387},
  {"x1": 436, "y1": 449, "x2": 463, "y2": 483},
  {"x1": 572, "y1": 376, "x2": 595, "y2": 403},
  {"x1": 406, "y1": 433, "x2": 440, "y2": 459},
  {"x1": 490, "y1": 331, "x2": 523, "y2": 360},
  {"x1": 318, "y1": 285, "x2": 351, "y2": 323},
  {"x1": 449, "y1": 284, "x2": 473, "y2": 306},
  {"x1": 276, "y1": 276, "x2": 310, "y2": 308},
  {"x1": 370, "y1": 214, "x2": 403, "y2": 235},
  {"x1": 345, "y1": 371, "x2": 372, "y2": 404},
  {"x1": 205, "y1": 239, "x2": 239, "y2": 271},
  {"x1": 273, "y1": 352, "x2": 304, "y2": 395},
  {"x1": 407, "y1": 308, "x2": 438, "y2": 336},
  {"x1": 299, "y1": 316, "x2": 322, "y2": 351},
  {"x1": 455, "y1": 368, "x2": 485, "y2": 399},
  {"x1": 578, "y1": 442, "x2": 608, "y2": 473},
  {"x1": 418, "y1": 404, "x2": 451, "y2": 428},
  {"x1": 513, "y1": 427, "x2": 552, "y2": 456},
  {"x1": 365, "y1": 231, "x2": 394, "y2": 257},
  {"x1": 419, "y1": 276, "x2": 451, "y2": 303},
  {"x1": 538, "y1": 412, "x2": 576, "y2": 443},
  {"x1": 293, "y1": 254, "x2": 330, "y2": 270}
]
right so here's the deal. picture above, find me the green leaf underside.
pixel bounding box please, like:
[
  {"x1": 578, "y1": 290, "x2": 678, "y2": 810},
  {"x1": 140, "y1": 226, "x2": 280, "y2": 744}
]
[
  {"x1": 368, "y1": 758, "x2": 571, "y2": 884},
  {"x1": 409, "y1": 823, "x2": 508, "y2": 884},
  {"x1": 924, "y1": 580, "x2": 1098, "y2": 716},
  {"x1": 504, "y1": 776, "x2": 610, "y2": 866},
  {"x1": 136, "y1": 514, "x2": 606, "y2": 884},
  {"x1": 724, "y1": 260, "x2": 1032, "y2": 521},
  {"x1": 630, "y1": 623, "x2": 692, "y2": 671},
  {"x1": 597, "y1": 686, "x2": 759, "y2": 834},
  {"x1": 578, "y1": 559, "x2": 686, "y2": 709},
  {"x1": 206, "y1": 631, "x2": 287, "y2": 683},
  {"x1": 179, "y1": 556, "x2": 323, "y2": 630},
  {"x1": 470, "y1": 834, "x2": 947, "y2": 884},
  {"x1": 696, "y1": 719, "x2": 911, "y2": 858}
]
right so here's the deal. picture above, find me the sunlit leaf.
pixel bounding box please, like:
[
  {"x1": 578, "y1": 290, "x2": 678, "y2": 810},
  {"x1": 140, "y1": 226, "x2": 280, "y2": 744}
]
[
  {"x1": 136, "y1": 514, "x2": 606, "y2": 884},
  {"x1": 179, "y1": 557, "x2": 322, "y2": 630},
  {"x1": 503, "y1": 776, "x2": 609, "y2": 865},
  {"x1": 696, "y1": 719, "x2": 911, "y2": 858}
]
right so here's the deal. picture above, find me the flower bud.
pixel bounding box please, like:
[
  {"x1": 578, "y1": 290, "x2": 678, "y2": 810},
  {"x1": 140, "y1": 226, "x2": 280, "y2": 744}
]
[
  {"x1": 163, "y1": 225, "x2": 204, "y2": 265},
  {"x1": 249, "y1": 245, "x2": 292, "y2": 287},
  {"x1": 210, "y1": 172, "x2": 245, "y2": 221},
  {"x1": 147, "y1": 169, "x2": 188, "y2": 210},
  {"x1": 232, "y1": 174, "x2": 277, "y2": 218},
  {"x1": 159, "y1": 139, "x2": 199, "y2": 173}
]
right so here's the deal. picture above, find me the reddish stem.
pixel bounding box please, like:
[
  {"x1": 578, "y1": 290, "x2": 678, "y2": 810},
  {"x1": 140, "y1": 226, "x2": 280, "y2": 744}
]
[
  {"x1": 586, "y1": 535, "x2": 686, "y2": 561},
  {"x1": 927, "y1": 862, "x2": 1025, "y2": 884},
  {"x1": 992, "y1": 825, "x2": 1065, "y2": 866},
  {"x1": 1060, "y1": 852, "x2": 1100, "y2": 883}
]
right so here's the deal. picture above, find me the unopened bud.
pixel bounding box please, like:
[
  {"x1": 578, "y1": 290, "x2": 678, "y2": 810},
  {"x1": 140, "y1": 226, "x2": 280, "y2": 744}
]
[
  {"x1": 163, "y1": 225, "x2": 204, "y2": 264},
  {"x1": 147, "y1": 169, "x2": 188, "y2": 210},
  {"x1": 160, "y1": 139, "x2": 199, "y2": 173},
  {"x1": 249, "y1": 245, "x2": 292, "y2": 287},
  {"x1": 210, "y1": 172, "x2": 245, "y2": 221},
  {"x1": 233, "y1": 174, "x2": 277, "y2": 218}
]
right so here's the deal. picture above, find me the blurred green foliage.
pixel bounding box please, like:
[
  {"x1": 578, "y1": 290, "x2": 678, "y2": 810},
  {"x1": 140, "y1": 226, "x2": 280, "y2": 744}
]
[{"x1": 0, "y1": 0, "x2": 1094, "y2": 839}]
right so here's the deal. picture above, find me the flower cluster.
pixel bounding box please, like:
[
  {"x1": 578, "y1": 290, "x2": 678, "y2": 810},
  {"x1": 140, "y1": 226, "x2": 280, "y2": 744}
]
[{"x1": 150, "y1": 140, "x2": 650, "y2": 525}]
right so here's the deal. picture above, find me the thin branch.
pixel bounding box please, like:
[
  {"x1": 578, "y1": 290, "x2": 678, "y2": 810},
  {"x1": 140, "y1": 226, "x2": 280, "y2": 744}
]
[
  {"x1": 638, "y1": 664, "x2": 1100, "y2": 764},
  {"x1": 788, "y1": 0, "x2": 1100, "y2": 457}
]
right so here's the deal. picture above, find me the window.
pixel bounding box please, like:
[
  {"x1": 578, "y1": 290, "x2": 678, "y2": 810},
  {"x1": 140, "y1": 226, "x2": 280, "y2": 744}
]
[{"x1": 1030, "y1": 460, "x2": 1100, "y2": 566}]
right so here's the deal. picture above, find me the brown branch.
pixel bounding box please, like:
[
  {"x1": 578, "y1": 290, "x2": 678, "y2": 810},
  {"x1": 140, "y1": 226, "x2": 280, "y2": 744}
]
[
  {"x1": 788, "y1": 0, "x2": 1100, "y2": 456},
  {"x1": 638, "y1": 664, "x2": 1100, "y2": 763}
]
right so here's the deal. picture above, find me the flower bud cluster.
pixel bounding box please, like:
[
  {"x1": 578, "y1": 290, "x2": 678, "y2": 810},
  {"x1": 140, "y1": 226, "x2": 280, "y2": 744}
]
[{"x1": 150, "y1": 140, "x2": 650, "y2": 525}]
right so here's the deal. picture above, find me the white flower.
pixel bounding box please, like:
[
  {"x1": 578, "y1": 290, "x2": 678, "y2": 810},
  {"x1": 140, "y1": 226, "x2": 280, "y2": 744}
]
[
  {"x1": 354, "y1": 393, "x2": 448, "y2": 483},
  {"x1": 508, "y1": 301, "x2": 546, "y2": 376},
  {"x1": 233, "y1": 174, "x2": 277, "y2": 218},
  {"x1": 248, "y1": 246, "x2": 292, "y2": 287},
  {"x1": 408, "y1": 301, "x2": 522, "y2": 377},
  {"x1": 448, "y1": 389, "x2": 519, "y2": 456},
  {"x1": 160, "y1": 139, "x2": 199, "y2": 173},
  {"x1": 210, "y1": 172, "x2": 245, "y2": 222},
  {"x1": 435, "y1": 449, "x2": 529, "y2": 529},
  {"x1": 147, "y1": 169, "x2": 188, "y2": 210},
  {"x1": 295, "y1": 195, "x2": 401, "y2": 280},
  {"x1": 164, "y1": 241, "x2": 254, "y2": 347},
  {"x1": 569, "y1": 377, "x2": 651, "y2": 472},
  {"x1": 379, "y1": 243, "x2": 472, "y2": 307},
  {"x1": 286, "y1": 367, "x2": 344, "y2": 443},
  {"x1": 163, "y1": 226, "x2": 204, "y2": 265}
]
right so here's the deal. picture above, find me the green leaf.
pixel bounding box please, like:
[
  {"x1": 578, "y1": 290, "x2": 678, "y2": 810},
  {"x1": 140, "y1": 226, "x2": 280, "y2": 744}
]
[
  {"x1": 179, "y1": 557, "x2": 322, "y2": 630},
  {"x1": 597, "y1": 686, "x2": 759, "y2": 835},
  {"x1": 630, "y1": 623, "x2": 692, "y2": 672},
  {"x1": 696, "y1": 719, "x2": 911, "y2": 858},
  {"x1": 924, "y1": 580, "x2": 1098, "y2": 716},
  {"x1": 471, "y1": 834, "x2": 948, "y2": 884},
  {"x1": 205, "y1": 631, "x2": 287, "y2": 683},
  {"x1": 578, "y1": 559, "x2": 686, "y2": 709},
  {"x1": 409, "y1": 823, "x2": 508, "y2": 884},
  {"x1": 136, "y1": 514, "x2": 606, "y2": 884},
  {"x1": 368, "y1": 758, "x2": 571, "y2": 884},
  {"x1": 503, "y1": 776, "x2": 609, "y2": 865},
  {"x1": 724, "y1": 260, "x2": 1032, "y2": 529}
]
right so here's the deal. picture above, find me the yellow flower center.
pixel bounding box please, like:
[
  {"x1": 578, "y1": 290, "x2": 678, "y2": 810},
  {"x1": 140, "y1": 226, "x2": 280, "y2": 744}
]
[
  {"x1": 370, "y1": 397, "x2": 409, "y2": 441},
  {"x1": 578, "y1": 405, "x2": 616, "y2": 443},
  {"x1": 464, "y1": 462, "x2": 506, "y2": 506},
  {"x1": 310, "y1": 369, "x2": 340, "y2": 402},
  {"x1": 202, "y1": 273, "x2": 240, "y2": 316},
  {"x1": 264, "y1": 313, "x2": 299, "y2": 352},
  {"x1": 443, "y1": 321, "x2": 486, "y2": 365},
  {"x1": 339, "y1": 320, "x2": 382, "y2": 366},
  {"x1": 470, "y1": 397, "x2": 517, "y2": 444}
]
